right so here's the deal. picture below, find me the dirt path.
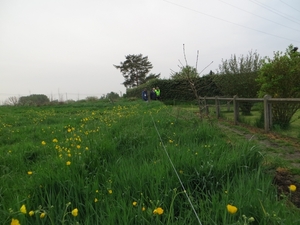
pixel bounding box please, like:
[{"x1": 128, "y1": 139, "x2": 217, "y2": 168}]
[{"x1": 217, "y1": 120, "x2": 300, "y2": 208}]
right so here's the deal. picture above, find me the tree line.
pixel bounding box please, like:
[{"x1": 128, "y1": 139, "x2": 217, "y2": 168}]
[{"x1": 115, "y1": 45, "x2": 300, "y2": 128}]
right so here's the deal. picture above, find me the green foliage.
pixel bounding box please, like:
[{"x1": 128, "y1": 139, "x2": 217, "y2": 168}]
[
  {"x1": 86, "y1": 96, "x2": 98, "y2": 101},
  {"x1": 170, "y1": 65, "x2": 198, "y2": 80},
  {"x1": 106, "y1": 91, "x2": 120, "y2": 100},
  {"x1": 126, "y1": 75, "x2": 221, "y2": 103},
  {"x1": 215, "y1": 50, "x2": 263, "y2": 115},
  {"x1": 114, "y1": 54, "x2": 160, "y2": 88},
  {"x1": 18, "y1": 94, "x2": 50, "y2": 106},
  {"x1": 256, "y1": 45, "x2": 300, "y2": 128}
]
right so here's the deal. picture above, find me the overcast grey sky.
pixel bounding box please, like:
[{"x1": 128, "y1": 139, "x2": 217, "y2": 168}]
[{"x1": 1, "y1": 0, "x2": 300, "y2": 103}]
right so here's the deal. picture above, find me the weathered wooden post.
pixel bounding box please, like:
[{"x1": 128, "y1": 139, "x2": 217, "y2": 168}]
[
  {"x1": 215, "y1": 96, "x2": 220, "y2": 118},
  {"x1": 233, "y1": 95, "x2": 239, "y2": 125},
  {"x1": 204, "y1": 97, "x2": 209, "y2": 115},
  {"x1": 227, "y1": 101, "x2": 230, "y2": 111},
  {"x1": 264, "y1": 95, "x2": 272, "y2": 132}
]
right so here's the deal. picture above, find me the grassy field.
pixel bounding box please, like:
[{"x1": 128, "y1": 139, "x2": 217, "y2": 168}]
[
  {"x1": 183, "y1": 102, "x2": 300, "y2": 139},
  {"x1": 0, "y1": 100, "x2": 299, "y2": 224}
]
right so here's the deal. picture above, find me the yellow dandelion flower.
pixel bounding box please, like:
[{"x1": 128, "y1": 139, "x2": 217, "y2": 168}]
[
  {"x1": 52, "y1": 138, "x2": 58, "y2": 143},
  {"x1": 289, "y1": 184, "x2": 297, "y2": 192},
  {"x1": 72, "y1": 208, "x2": 78, "y2": 217},
  {"x1": 108, "y1": 189, "x2": 113, "y2": 194},
  {"x1": 20, "y1": 204, "x2": 27, "y2": 214},
  {"x1": 40, "y1": 212, "x2": 46, "y2": 218},
  {"x1": 85, "y1": 147, "x2": 89, "y2": 150},
  {"x1": 96, "y1": 190, "x2": 99, "y2": 193},
  {"x1": 76, "y1": 145, "x2": 81, "y2": 149},
  {"x1": 132, "y1": 201, "x2": 137, "y2": 206},
  {"x1": 27, "y1": 171, "x2": 33, "y2": 175},
  {"x1": 29, "y1": 210, "x2": 35, "y2": 216},
  {"x1": 94, "y1": 198, "x2": 98, "y2": 202},
  {"x1": 153, "y1": 207, "x2": 164, "y2": 215},
  {"x1": 142, "y1": 207, "x2": 146, "y2": 211},
  {"x1": 10, "y1": 218, "x2": 20, "y2": 225},
  {"x1": 227, "y1": 204, "x2": 238, "y2": 214},
  {"x1": 41, "y1": 141, "x2": 46, "y2": 145},
  {"x1": 66, "y1": 161, "x2": 71, "y2": 166},
  {"x1": 169, "y1": 140, "x2": 173, "y2": 143},
  {"x1": 68, "y1": 128, "x2": 72, "y2": 132}
]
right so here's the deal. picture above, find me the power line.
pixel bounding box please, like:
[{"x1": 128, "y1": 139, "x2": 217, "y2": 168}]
[
  {"x1": 218, "y1": 0, "x2": 300, "y2": 33},
  {"x1": 161, "y1": 0, "x2": 300, "y2": 44},
  {"x1": 150, "y1": 113, "x2": 203, "y2": 225},
  {"x1": 279, "y1": 0, "x2": 300, "y2": 14},
  {"x1": 248, "y1": 0, "x2": 300, "y2": 25}
]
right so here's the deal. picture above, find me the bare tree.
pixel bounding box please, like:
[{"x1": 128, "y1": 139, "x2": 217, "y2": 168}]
[
  {"x1": 4, "y1": 96, "x2": 19, "y2": 106},
  {"x1": 180, "y1": 44, "x2": 213, "y2": 118}
]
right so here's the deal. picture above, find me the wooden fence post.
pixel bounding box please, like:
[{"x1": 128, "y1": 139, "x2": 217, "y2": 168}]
[
  {"x1": 227, "y1": 101, "x2": 230, "y2": 111},
  {"x1": 264, "y1": 95, "x2": 272, "y2": 132},
  {"x1": 204, "y1": 97, "x2": 209, "y2": 115},
  {"x1": 215, "y1": 96, "x2": 220, "y2": 118},
  {"x1": 233, "y1": 95, "x2": 239, "y2": 125}
]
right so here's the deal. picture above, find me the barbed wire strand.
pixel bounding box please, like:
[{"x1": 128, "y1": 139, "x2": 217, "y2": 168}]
[{"x1": 150, "y1": 113, "x2": 203, "y2": 225}]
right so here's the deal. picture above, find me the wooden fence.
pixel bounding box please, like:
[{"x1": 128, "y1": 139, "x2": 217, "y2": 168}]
[{"x1": 200, "y1": 95, "x2": 300, "y2": 132}]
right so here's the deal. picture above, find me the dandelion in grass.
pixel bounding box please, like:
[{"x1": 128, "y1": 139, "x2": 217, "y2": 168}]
[
  {"x1": 20, "y1": 204, "x2": 27, "y2": 214},
  {"x1": 85, "y1": 147, "x2": 89, "y2": 150},
  {"x1": 153, "y1": 207, "x2": 164, "y2": 215},
  {"x1": 27, "y1": 171, "x2": 33, "y2": 175},
  {"x1": 52, "y1": 138, "x2": 58, "y2": 143},
  {"x1": 11, "y1": 218, "x2": 20, "y2": 225},
  {"x1": 72, "y1": 208, "x2": 78, "y2": 217},
  {"x1": 142, "y1": 207, "x2": 146, "y2": 211},
  {"x1": 76, "y1": 145, "x2": 81, "y2": 149},
  {"x1": 132, "y1": 201, "x2": 137, "y2": 206},
  {"x1": 68, "y1": 128, "x2": 72, "y2": 132},
  {"x1": 289, "y1": 184, "x2": 297, "y2": 192},
  {"x1": 29, "y1": 210, "x2": 34, "y2": 216},
  {"x1": 94, "y1": 198, "x2": 98, "y2": 203},
  {"x1": 41, "y1": 141, "x2": 46, "y2": 145},
  {"x1": 66, "y1": 161, "x2": 71, "y2": 166},
  {"x1": 108, "y1": 189, "x2": 113, "y2": 194},
  {"x1": 227, "y1": 204, "x2": 238, "y2": 214},
  {"x1": 40, "y1": 212, "x2": 46, "y2": 218},
  {"x1": 169, "y1": 140, "x2": 173, "y2": 144}
]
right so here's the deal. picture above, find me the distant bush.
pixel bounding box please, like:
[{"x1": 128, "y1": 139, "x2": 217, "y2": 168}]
[
  {"x1": 86, "y1": 96, "x2": 98, "y2": 102},
  {"x1": 18, "y1": 94, "x2": 50, "y2": 106}
]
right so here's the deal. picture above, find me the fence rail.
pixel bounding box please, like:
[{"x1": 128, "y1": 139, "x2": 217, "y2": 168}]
[{"x1": 200, "y1": 95, "x2": 300, "y2": 132}]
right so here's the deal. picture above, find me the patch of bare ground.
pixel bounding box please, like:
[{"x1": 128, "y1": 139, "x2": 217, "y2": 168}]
[{"x1": 217, "y1": 119, "x2": 300, "y2": 208}]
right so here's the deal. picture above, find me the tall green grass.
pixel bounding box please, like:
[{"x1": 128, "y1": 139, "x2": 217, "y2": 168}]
[{"x1": 0, "y1": 100, "x2": 299, "y2": 224}]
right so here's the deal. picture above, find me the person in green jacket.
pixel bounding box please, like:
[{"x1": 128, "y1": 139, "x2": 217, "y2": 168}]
[{"x1": 155, "y1": 87, "x2": 160, "y2": 100}]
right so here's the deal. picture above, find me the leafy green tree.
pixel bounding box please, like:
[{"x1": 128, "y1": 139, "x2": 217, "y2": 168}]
[
  {"x1": 214, "y1": 50, "x2": 263, "y2": 115},
  {"x1": 114, "y1": 54, "x2": 159, "y2": 88},
  {"x1": 170, "y1": 65, "x2": 198, "y2": 79},
  {"x1": 106, "y1": 92, "x2": 119, "y2": 100},
  {"x1": 256, "y1": 45, "x2": 300, "y2": 128},
  {"x1": 19, "y1": 94, "x2": 50, "y2": 106}
]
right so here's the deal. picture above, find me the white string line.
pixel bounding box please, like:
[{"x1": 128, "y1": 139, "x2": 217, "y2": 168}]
[{"x1": 150, "y1": 114, "x2": 202, "y2": 225}]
